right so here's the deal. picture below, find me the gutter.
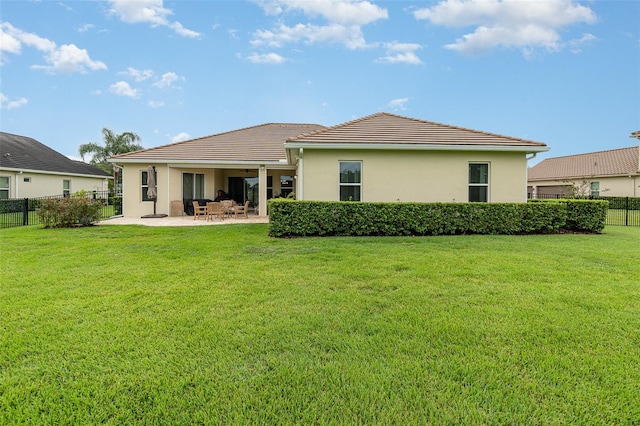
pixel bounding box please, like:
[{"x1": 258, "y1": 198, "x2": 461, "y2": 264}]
[
  {"x1": 283, "y1": 142, "x2": 550, "y2": 154},
  {"x1": 0, "y1": 167, "x2": 111, "y2": 179}
]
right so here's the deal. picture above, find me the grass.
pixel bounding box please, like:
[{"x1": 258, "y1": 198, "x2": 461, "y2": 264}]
[{"x1": 1, "y1": 224, "x2": 639, "y2": 424}]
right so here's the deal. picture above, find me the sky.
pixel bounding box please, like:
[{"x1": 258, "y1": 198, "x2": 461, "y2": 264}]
[{"x1": 1, "y1": 0, "x2": 639, "y2": 165}]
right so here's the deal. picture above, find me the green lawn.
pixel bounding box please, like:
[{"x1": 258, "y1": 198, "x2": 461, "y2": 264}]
[{"x1": 1, "y1": 225, "x2": 639, "y2": 424}]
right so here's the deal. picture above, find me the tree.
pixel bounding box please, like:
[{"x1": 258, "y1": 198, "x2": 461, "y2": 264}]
[{"x1": 78, "y1": 128, "x2": 143, "y2": 174}]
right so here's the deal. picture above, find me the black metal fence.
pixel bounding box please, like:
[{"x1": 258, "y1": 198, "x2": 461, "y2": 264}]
[
  {"x1": 528, "y1": 195, "x2": 640, "y2": 227},
  {"x1": 2, "y1": 193, "x2": 637, "y2": 229},
  {"x1": 0, "y1": 191, "x2": 122, "y2": 229}
]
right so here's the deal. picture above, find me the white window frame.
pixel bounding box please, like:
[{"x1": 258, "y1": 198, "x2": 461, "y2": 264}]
[
  {"x1": 0, "y1": 176, "x2": 10, "y2": 199},
  {"x1": 590, "y1": 181, "x2": 600, "y2": 197},
  {"x1": 339, "y1": 161, "x2": 362, "y2": 201},
  {"x1": 63, "y1": 179, "x2": 71, "y2": 197},
  {"x1": 468, "y1": 163, "x2": 489, "y2": 202}
]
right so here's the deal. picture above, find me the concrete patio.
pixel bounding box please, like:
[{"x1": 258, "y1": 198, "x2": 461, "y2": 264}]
[{"x1": 99, "y1": 214, "x2": 268, "y2": 227}]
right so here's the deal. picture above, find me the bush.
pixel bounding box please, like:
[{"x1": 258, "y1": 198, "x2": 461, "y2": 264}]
[
  {"x1": 268, "y1": 199, "x2": 606, "y2": 237},
  {"x1": 36, "y1": 196, "x2": 103, "y2": 228}
]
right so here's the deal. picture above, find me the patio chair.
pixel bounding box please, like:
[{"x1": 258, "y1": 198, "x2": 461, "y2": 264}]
[
  {"x1": 192, "y1": 201, "x2": 208, "y2": 220},
  {"x1": 220, "y1": 200, "x2": 234, "y2": 218},
  {"x1": 234, "y1": 200, "x2": 250, "y2": 219},
  {"x1": 207, "y1": 202, "x2": 225, "y2": 221}
]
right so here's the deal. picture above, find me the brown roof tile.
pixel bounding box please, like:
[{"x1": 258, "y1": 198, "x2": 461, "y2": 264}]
[
  {"x1": 287, "y1": 112, "x2": 548, "y2": 148},
  {"x1": 528, "y1": 146, "x2": 640, "y2": 180},
  {"x1": 112, "y1": 123, "x2": 325, "y2": 163}
]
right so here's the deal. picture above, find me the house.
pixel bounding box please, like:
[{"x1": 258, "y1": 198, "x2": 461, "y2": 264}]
[
  {"x1": 527, "y1": 145, "x2": 640, "y2": 198},
  {"x1": 0, "y1": 132, "x2": 111, "y2": 199},
  {"x1": 111, "y1": 113, "x2": 549, "y2": 218}
]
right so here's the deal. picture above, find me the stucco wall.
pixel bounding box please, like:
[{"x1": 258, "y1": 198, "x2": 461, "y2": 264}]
[
  {"x1": 1, "y1": 171, "x2": 108, "y2": 198},
  {"x1": 529, "y1": 176, "x2": 640, "y2": 197},
  {"x1": 301, "y1": 150, "x2": 528, "y2": 203}
]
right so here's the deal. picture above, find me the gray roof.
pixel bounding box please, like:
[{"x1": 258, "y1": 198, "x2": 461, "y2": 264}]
[
  {"x1": 112, "y1": 123, "x2": 326, "y2": 163},
  {"x1": 528, "y1": 146, "x2": 640, "y2": 180},
  {"x1": 287, "y1": 112, "x2": 548, "y2": 150},
  {"x1": 0, "y1": 132, "x2": 110, "y2": 177}
]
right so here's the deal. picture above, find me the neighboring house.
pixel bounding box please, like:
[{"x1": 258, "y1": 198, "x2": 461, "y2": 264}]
[
  {"x1": 0, "y1": 132, "x2": 111, "y2": 199},
  {"x1": 527, "y1": 145, "x2": 640, "y2": 198},
  {"x1": 111, "y1": 112, "x2": 549, "y2": 218}
]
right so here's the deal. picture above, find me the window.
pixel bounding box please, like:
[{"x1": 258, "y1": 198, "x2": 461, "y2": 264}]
[
  {"x1": 182, "y1": 173, "x2": 205, "y2": 200},
  {"x1": 63, "y1": 179, "x2": 71, "y2": 197},
  {"x1": 339, "y1": 161, "x2": 361, "y2": 201},
  {"x1": 0, "y1": 176, "x2": 9, "y2": 199},
  {"x1": 280, "y1": 175, "x2": 293, "y2": 198},
  {"x1": 468, "y1": 163, "x2": 489, "y2": 202},
  {"x1": 141, "y1": 171, "x2": 150, "y2": 201},
  {"x1": 590, "y1": 181, "x2": 600, "y2": 197},
  {"x1": 267, "y1": 176, "x2": 273, "y2": 199}
]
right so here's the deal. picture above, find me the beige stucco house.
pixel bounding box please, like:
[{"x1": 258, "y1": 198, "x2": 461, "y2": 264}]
[
  {"x1": 528, "y1": 145, "x2": 640, "y2": 198},
  {"x1": 111, "y1": 113, "x2": 549, "y2": 218},
  {"x1": 0, "y1": 132, "x2": 111, "y2": 199}
]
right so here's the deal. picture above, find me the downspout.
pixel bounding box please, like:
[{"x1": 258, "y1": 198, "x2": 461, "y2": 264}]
[
  {"x1": 525, "y1": 152, "x2": 537, "y2": 199},
  {"x1": 297, "y1": 148, "x2": 304, "y2": 200}
]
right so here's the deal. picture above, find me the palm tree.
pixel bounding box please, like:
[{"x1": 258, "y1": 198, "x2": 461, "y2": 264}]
[{"x1": 78, "y1": 128, "x2": 143, "y2": 173}]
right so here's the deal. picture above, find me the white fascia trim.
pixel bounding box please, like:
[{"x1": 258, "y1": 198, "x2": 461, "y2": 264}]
[
  {"x1": 283, "y1": 142, "x2": 550, "y2": 153},
  {"x1": 111, "y1": 159, "x2": 294, "y2": 169},
  {"x1": 0, "y1": 167, "x2": 112, "y2": 179}
]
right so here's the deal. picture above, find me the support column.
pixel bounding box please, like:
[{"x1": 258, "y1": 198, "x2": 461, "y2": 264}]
[{"x1": 258, "y1": 165, "x2": 267, "y2": 217}]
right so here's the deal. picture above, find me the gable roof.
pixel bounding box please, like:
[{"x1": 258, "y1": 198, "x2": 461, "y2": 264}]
[
  {"x1": 528, "y1": 146, "x2": 640, "y2": 180},
  {"x1": 285, "y1": 112, "x2": 549, "y2": 152},
  {"x1": 0, "y1": 132, "x2": 110, "y2": 177},
  {"x1": 112, "y1": 123, "x2": 326, "y2": 164}
]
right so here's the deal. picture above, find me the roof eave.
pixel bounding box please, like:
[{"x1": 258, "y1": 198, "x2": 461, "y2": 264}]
[
  {"x1": 0, "y1": 166, "x2": 111, "y2": 179},
  {"x1": 283, "y1": 142, "x2": 550, "y2": 153},
  {"x1": 110, "y1": 158, "x2": 294, "y2": 169}
]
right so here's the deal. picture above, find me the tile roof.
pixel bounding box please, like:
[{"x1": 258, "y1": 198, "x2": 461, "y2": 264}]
[
  {"x1": 0, "y1": 132, "x2": 110, "y2": 177},
  {"x1": 528, "y1": 146, "x2": 640, "y2": 180},
  {"x1": 287, "y1": 112, "x2": 548, "y2": 149},
  {"x1": 112, "y1": 123, "x2": 326, "y2": 163}
]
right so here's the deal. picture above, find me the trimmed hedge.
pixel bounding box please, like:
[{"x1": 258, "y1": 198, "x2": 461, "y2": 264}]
[
  {"x1": 268, "y1": 199, "x2": 608, "y2": 237},
  {"x1": 36, "y1": 197, "x2": 103, "y2": 228}
]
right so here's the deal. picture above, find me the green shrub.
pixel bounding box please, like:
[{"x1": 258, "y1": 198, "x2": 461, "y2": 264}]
[
  {"x1": 560, "y1": 199, "x2": 608, "y2": 233},
  {"x1": 269, "y1": 199, "x2": 606, "y2": 237},
  {"x1": 36, "y1": 196, "x2": 103, "y2": 228}
]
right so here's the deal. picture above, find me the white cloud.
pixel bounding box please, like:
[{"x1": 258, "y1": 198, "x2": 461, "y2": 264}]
[
  {"x1": 252, "y1": 0, "x2": 387, "y2": 49},
  {"x1": 258, "y1": 0, "x2": 387, "y2": 26},
  {"x1": 376, "y1": 42, "x2": 423, "y2": 64},
  {"x1": 78, "y1": 23, "x2": 95, "y2": 33},
  {"x1": 109, "y1": 81, "x2": 139, "y2": 98},
  {"x1": 0, "y1": 92, "x2": 28, "y2": 109},
  {"x1": 245, "y1": 52, "x2": 287, "y2": 64},
  {"x1": 1, "y1": 22, "x2": 56, "y2": 64},
  {"x1": 387, "y1": 97, "x2": 408, "y2": 111},
  {"x1": 108, "y1": 0, "x2": 201, "y2": 38},
  {"x1": 413, "y1": 0, "x2": 597, "y2": 56},
  {"x1": 170, "y1": 132, "x2": 190, "y2": 143},
  {"x1": 33, "y1": 44, "x2": 108, "y2": 74},
  {"x1": 1, "y1": 22, "x2": 106, "y2": 73},
  {"x1": 153, "y1": 72, "x2": 180, "y2": 89},
  {"x1": 119, "y1": 67, "x2": 154, "y2": 81},
  {"x1": 148, "y1": 100, "x2": 164, "y2": 108}
]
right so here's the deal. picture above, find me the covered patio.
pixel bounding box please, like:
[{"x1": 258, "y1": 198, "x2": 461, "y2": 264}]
[{"x1": 110, "y1": 122, "x2": 325, "y2": 218}]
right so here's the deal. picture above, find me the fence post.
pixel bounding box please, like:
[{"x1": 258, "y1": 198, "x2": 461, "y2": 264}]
[
  {"x1": 23, "y1": 198, "x2": 29, "y2": 226},
  {"x1": 625, "y1": 197, "x2": 629, "y2": 227}
]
